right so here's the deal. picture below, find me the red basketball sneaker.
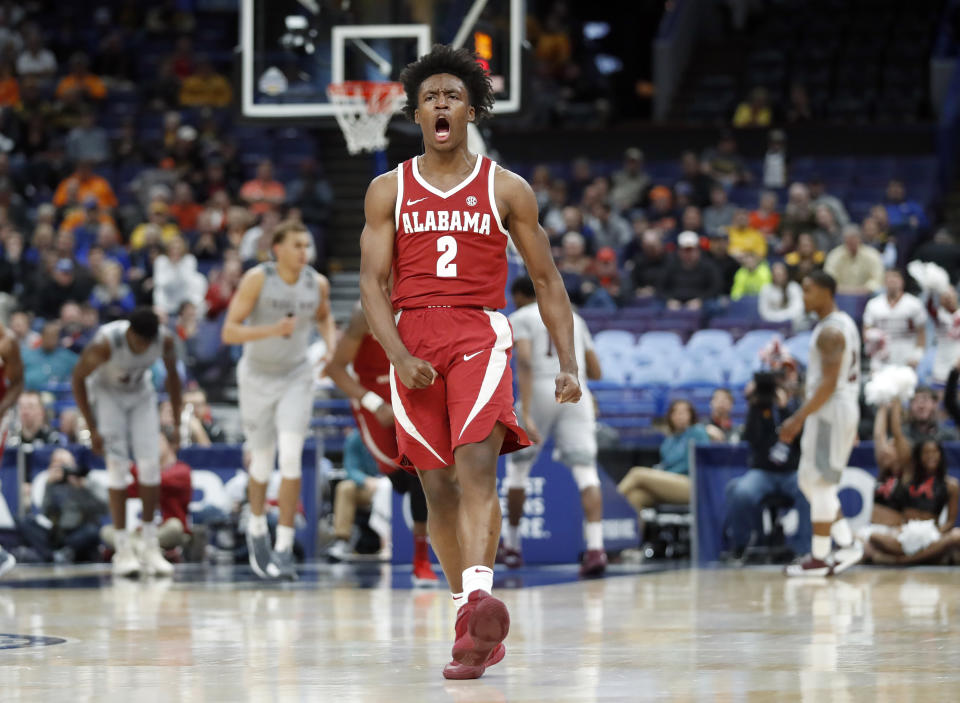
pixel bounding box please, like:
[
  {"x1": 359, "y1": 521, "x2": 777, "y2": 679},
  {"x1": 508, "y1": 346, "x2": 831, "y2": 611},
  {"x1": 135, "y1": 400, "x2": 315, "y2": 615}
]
[
  {"x1": 579, "y1": 549, "x2": 608, "y2": 578},
  {"x1": 442, "y1": 591, "x2": 510, "y2": 680},
  {"x1": 495, "y1": 542, "x2": 523, "y2": 569},
  {"x1": 412, "y1": 558, "x2": 440, "y2": 586}
]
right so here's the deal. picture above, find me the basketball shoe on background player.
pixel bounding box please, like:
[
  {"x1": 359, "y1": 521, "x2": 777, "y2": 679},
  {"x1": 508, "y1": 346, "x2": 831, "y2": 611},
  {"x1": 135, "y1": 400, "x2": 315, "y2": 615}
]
[
  {"x1": 223, "y1": 221, "x2": 336, "y2": 581},
  {"x1": 500, "y1": 277, "x2": 607, "y2": 577},
  {"x1": 0, "y1": 320, "x2": 23, "y2": 578},
  {"x1": 325, "y1": 302, "x2": 439, "y2": 585},
  {"x1": 780, "y1": 271, "x2": 864, "y2": 577},
  {"x1": 72, "y1": 308, "x2": 182, "y2": 578},
  {"x1": 360, "y1": 46, "x2": 582, "y2": 678}
]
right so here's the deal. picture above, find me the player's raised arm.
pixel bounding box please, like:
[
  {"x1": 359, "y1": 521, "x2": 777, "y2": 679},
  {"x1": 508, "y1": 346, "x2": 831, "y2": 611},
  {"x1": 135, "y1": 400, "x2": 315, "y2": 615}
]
[
  {"x1": 221, "y1": 268, "x2": 294, "y2": 344},
  {"x1": 498, "y1": 169, "x2": 580, "y2": 404},
  {"x1": 162, "y1": 335, "x2": 182, "y2": 450},
  {"x1": 780, "y1": 327, "x2": 845, "y2": 443},
  {"x1": 0, "y1": 334, "x2": 23, "y2": 417},
  {"x1": 71, "y1": 337, "x2": 112, "y2": 455},
  {"x1": 359, "y1": 171, "x2": 435, "y2": 389},
  {"x1": 315, "y1": 273, "x2": 337, "y2": 359}
]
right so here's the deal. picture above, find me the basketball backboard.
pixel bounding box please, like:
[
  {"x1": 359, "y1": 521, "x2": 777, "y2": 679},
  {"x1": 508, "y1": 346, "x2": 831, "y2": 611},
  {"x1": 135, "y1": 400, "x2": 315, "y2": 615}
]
[{"x1": 240, "y1": 0, "x2": 522, "y2": 119}]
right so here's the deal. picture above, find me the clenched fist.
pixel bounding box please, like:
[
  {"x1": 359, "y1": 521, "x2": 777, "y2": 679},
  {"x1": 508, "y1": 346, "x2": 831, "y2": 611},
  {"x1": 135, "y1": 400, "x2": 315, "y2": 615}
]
[
  {"x1": 395, "y1": 354, "x2": 437, "y2": 389},
  {"x1": 555, "y1": 372, "x2": 582, "y2": 404}
]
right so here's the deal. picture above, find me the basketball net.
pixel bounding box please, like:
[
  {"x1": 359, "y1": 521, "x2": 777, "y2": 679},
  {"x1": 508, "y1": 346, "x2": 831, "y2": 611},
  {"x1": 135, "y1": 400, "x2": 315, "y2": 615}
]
[{"x1": 327, "y1": 81, "x2": 405, "y2": 155}]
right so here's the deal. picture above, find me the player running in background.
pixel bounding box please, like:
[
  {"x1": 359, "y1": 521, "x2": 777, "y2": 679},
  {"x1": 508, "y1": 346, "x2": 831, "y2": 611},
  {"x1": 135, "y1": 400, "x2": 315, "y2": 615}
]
[
  {"x1": 222, "y1": 220, "x2": 336, "y2": 581},
  {"x1": 502, "y1": 276, "x2": 607, "y2": 576},
  {"x1": 325, "y1": 303, "x2": 439, "y2": 584},
  {"x1": 0, "y1": 320, "x2": 23, "y2": 578},
  {"x1": 72, "y1": 307, "x2": 182, "y2": 578},
  {"x1": 780, "y1": 270, "x2": 863, "y2": 576},
  {"x1": 360, "y1": 45, "x2": 581, "y2": 679}
]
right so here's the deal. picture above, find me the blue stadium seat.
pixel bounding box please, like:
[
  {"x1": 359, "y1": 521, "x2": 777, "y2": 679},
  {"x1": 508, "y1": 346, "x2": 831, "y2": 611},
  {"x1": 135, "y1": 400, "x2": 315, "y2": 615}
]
[
  {"x1": 637, "y1": 331, "x2": 684, "y2": 356},
  {"x1": 735, "y1": 329, "x2": 781, "y2": 357},
  {"x1": 784, "y1": 332, "x2": 813, "y2": 367},
  {"x1": 686, "y1": 329, "x2": 734, "y2": 355},
  {"x1": 594, "y1": 329, "x2": 636, "y2": 351},
  {"x1": 671, "y1": 362, "x2": 726, "y2": 389}
]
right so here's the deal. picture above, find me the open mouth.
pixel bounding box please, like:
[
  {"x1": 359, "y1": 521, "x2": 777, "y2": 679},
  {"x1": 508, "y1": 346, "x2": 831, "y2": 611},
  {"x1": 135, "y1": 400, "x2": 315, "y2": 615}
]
[{"x1": 435, "y1": 116, "x2": 450, "y2": 141}]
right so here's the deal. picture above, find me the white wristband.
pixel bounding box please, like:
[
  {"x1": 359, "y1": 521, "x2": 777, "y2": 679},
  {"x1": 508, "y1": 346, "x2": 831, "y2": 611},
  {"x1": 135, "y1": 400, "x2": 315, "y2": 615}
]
[{"x1": 360, "y1": 391, "x2": 385, "y2": 413}]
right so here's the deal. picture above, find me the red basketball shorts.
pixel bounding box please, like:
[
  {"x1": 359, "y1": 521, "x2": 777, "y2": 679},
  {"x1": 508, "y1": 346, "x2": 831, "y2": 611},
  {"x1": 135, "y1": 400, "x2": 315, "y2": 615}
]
[
  {"x1": 390, "y1": 307, "x2": 530, "y2": 471},
  {"x1": 349, "y1": 381, "x2": 402, "y2": 475}
]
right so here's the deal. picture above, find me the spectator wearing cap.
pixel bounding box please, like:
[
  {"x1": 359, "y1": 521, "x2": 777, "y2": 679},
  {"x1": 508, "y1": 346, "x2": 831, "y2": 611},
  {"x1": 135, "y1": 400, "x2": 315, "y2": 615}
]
[
  {"x1": 610, "y1": 147, "x2": 650, "y2": 212},
  {"x1": 65, "y1": 108, "x2": 109, "y2": 164},
  {"x1": 749, "y1": 191, "x2": 781, "y2": 237},
  {"x1": 706, "y1": 229, "x2": 740, "y2": 294},
  {"x1": 808, "y1": 177, "x2": 849, "y2": 228},
  {"x1": 659, "y1": 231, "x2": 719, "y2": 310},
  {"x1": 784, "y1": 232, "x2": 825, "y2": 283},
  {"x1": 22, "y1": 321, "x2": 78, "y2": 389},
  {"x1": 52, "y1": 161, "x2": 117, "y2": 210},
  {"x1": 884, "y1": 179, "x2": 929, "y2": 232},
  {"x1": 761, "y1": 129, "x2": 788, "y2": 189},
  {"x1": 129, "y1": 200, "x2": 182, "y2": 251},
  {"x1": 240, "y1": 160, "x2": 286, "y2": 217},
  {"x1": 33, "y1": 258, "x2": 91, "y2": 320},
  {"x1": 730, "y1": 252, "x2": 772, "y2": 300},
  {"x1": 726, "y1": 209, "x2": 768, "y2": 261},
  {"x1": 55, "y1": 52, "x2": 106, "y2": 102},
  {"x1": 823, "y1": 224, "x2": 884, "y2": 295},
  {"x1": 179, "y1": 57, "x2": 232, "y2": 107},
  {"x1": 703, "y1": 184, "x2": 736, "y2": 238},
  {"x1": 646, "y1": 185, "x2": 677, "y2": 233},
  {"x1": 732, "y1": 87, "x2": 772, "y2": 128},
  {"x1": 582, "y1": 246, "x2": 625, "y2": 309}
]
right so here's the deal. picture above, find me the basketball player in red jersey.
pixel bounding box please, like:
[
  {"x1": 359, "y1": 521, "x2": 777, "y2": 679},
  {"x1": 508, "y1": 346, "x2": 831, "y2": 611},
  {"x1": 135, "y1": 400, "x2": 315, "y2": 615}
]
[
  {"x1": 360, "y1": 45, "x2": 581, "y2": 679},
  {"x1": 325, "y1": 302, "x2": 439, "y2": 584},
  {"x1": 0, "y1": 320, "x2": 24, "y2": 577}
]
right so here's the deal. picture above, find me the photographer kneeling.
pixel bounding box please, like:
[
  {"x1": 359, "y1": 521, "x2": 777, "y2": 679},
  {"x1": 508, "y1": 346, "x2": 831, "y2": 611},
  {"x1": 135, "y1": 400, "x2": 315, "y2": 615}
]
[{"x1": 724, "y1": 367, "x2": 809, "y2": 559}]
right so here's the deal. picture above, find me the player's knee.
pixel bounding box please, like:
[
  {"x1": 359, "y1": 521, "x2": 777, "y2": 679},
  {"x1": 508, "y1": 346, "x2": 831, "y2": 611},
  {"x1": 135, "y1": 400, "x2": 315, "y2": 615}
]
[
  {"x1": 106, "y1": 456, "x2": 131, "y2": 490},
  {"x1": 278, "y1": 432, "x2": 304, "y2": 480},
  {"x1": 571, "y1": 464, "x2": 601, "y2": 492},
  {"x1": 137, "y1": 460, "x2": 160, "y2": 487},
  {"x1": 248, "y1": 443, "x2": 276, "y2": 484},
  {"x1": 805, "y1": 482, "x2": 839, "y2": 523}
]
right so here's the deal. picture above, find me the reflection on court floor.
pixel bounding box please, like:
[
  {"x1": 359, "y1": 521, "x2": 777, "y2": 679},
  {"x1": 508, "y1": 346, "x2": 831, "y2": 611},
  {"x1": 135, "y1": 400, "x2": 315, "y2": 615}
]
[{"x1": 1, "y1": 565, "x2": 958, "y2": 701}]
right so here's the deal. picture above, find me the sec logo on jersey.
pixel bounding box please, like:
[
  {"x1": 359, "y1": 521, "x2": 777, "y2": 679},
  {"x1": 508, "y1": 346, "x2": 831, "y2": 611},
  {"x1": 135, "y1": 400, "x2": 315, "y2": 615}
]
[{"x1": 466, "y1": 195, "x2": 477, "y2": 206}]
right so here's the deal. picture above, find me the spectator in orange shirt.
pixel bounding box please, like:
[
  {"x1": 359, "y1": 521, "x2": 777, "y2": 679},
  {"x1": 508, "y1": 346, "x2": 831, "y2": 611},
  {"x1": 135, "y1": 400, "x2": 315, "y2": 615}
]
[
  {"x1": 170, "y1": 181, "x2": 204, "y2": 232},
  {"x1": 53, "y1": 161, "x2": 117, "y2": 210},
  {"x1": 239, "y1": 160, "x2": 286, "y2": 216},
  {"x1": 0, "y1": 61, "x2": 20, "y2": 107},
  {"x1": 55, "y1": 53, "x2": 107, "y2": 102},
  {"x1": 749, "y1": 190, "x2": 781, "y2": 237},
  {"x1": 179, "y1": 58, "x2": 232, "y2": 108}
]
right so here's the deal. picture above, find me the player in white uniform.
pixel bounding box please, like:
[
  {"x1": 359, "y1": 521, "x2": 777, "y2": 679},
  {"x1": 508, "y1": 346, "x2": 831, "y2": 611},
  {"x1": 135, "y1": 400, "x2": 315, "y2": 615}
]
[
  {"x1": 502, "y1": 276, "x2": 606, "y2": 576},
  {"x1": 222, "y1": 220, "x2": 335, "y2": 580},
  {"x1": 780, "y1": 271, "x2": 863, "y2": 576},
  {"x1": 72, "y1": 307, "x2": 181, "y2": 578},
  {"x1": 863, "y1": 269, "x2": 927, "y2": 372},
  {"x1": 0, "y1": 321, "x2": 23, "y2": 578}
]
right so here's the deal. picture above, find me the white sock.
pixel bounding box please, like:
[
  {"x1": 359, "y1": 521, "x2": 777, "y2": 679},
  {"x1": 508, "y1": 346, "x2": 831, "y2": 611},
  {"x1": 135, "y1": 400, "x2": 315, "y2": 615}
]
[
  {"x1": 275, "y1": 524, "x2": 295, "y2": 553},
  {"x1": 812, "y1": 535, "x2": 832, "y2": 560},
  {"x1": 461, "y1": 565, "x2": 494, "y2": 598},
  {"x1": 116, "y1": 530, "x2": 130, "y2": 552},
  {"x1": 584, "y1": 521, "x2": 604, "y2": 551},
  {"x1": 248, "y1": 512, "x2": 268, "y2": 537},
  {"x1": 142, "y1": 521, "x2": 157, "y2": 546},
  {"x1": 452, "y1": 592, "x2": 465, "y2": 613},
  {"x1": 831, "y1": 518, "x2": 853, "y2": 548},
  {"x1": 503, "y1": 523, "x2": 521, "y2": 550}
]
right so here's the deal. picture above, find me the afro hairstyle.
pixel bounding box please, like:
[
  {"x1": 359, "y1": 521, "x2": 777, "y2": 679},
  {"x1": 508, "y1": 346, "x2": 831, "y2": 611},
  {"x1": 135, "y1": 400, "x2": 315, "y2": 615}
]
[{"x1": 399, "y1": 44, "x2": 495, "y2": 122}]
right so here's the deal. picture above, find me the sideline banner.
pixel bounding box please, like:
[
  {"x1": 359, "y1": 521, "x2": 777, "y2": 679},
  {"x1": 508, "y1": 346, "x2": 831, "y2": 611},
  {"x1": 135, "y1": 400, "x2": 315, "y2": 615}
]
[
  {"x1": 692, "y1": 442, "x2": 960, "y2": 564},
  {"x1": 391, "y1": 439, "x2": 640, "y2": 564}
]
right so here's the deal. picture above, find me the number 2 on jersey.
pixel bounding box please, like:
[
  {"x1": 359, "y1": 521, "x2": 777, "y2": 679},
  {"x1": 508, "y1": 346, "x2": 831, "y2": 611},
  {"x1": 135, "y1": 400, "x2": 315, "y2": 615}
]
[{"x1": 436, "y1": 236, "x2": 458, "y2": 278}]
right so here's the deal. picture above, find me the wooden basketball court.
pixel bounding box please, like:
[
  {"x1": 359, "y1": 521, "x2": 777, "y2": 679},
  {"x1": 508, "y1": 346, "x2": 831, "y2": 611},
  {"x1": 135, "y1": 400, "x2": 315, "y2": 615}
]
[{"x1": 1, "y1": 564, "x2": 957, "y2": 701}]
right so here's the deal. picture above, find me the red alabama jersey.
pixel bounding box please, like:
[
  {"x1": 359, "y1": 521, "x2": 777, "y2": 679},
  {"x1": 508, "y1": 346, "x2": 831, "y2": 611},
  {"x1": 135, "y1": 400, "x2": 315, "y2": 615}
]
[
  {"x1": 391, "y1": 154, "x2": 509, "y2": 311},
  {"x1": 353, "y1": 333, "x2": 391, "y2": 400}
]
